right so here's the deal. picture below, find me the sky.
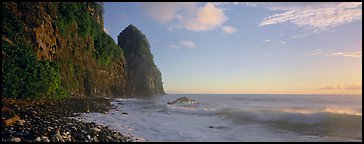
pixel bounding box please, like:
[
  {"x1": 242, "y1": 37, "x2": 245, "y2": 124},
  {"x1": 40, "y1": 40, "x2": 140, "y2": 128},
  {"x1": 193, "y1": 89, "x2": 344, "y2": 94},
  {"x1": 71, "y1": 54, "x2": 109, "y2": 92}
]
[{"x1": 103, "y1": 2, "x2": 362, "y2": 95}]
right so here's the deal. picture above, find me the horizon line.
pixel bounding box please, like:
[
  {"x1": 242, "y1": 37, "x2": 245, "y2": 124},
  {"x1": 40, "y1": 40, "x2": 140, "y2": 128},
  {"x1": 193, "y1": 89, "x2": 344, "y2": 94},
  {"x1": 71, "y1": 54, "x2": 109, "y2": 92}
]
[{"x1": 163, "y1": 93, "x2": 362, "y2": 95}]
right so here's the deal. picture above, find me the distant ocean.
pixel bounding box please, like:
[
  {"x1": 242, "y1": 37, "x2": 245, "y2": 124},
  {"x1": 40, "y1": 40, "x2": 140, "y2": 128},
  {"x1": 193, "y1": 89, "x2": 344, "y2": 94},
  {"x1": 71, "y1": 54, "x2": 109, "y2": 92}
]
[{"x1": 74, "y1": 94, "x2": 362, "y2": 142}]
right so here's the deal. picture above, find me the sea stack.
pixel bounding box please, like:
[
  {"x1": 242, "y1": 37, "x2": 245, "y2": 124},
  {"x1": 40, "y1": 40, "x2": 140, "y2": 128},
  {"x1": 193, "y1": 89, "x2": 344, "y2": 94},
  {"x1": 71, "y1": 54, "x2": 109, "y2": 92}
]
[{"x1": 118, "y1": 24, "x2": 165, "y2": 97}]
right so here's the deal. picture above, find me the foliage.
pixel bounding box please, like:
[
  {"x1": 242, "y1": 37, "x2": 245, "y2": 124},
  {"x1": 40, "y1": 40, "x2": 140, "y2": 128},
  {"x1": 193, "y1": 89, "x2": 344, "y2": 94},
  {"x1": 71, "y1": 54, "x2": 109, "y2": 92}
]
[
  {"x1": 118, "y1": 24, "x2": 154, "y2": 61},
  {"x1": 56, "y1": 2, "x2": 120, "y2": 67},
  {"x1": 2, "y1": 2, "x2": 127, "y2": 99},
  {"x1": 94, "y1": 32, "x2": 123, "y2": 67},
  {"x1": 2, "y1": 3, "x2": 66, "y2": 99},
  {"x1": 57, "y1": 2, "x2": 103, "y2": 38}
]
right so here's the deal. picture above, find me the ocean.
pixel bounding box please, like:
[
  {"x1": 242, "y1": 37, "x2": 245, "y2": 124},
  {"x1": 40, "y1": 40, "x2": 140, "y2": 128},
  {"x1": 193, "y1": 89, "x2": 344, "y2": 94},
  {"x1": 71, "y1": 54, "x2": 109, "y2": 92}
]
[{"x1": 73, "y1": 94, "x2": 362, "y2": 142}]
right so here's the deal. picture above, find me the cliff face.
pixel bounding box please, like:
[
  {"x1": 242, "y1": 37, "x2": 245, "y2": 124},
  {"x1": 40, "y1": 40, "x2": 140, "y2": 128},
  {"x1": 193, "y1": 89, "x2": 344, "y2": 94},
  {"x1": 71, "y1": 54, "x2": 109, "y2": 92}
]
[
  {"x1": 2, "y1": 2, "x2": 164, "y2": 99},
  {"x1": 118, "y1": 25, "x2": 166, "y2": 97}
]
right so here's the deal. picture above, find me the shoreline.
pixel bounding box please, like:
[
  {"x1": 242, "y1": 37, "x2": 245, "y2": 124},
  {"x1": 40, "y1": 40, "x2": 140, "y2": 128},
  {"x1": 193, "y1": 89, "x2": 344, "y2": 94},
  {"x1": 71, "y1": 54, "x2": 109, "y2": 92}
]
[{"x1": 2, "y1": 97, "x2": 136, "y2": 142}]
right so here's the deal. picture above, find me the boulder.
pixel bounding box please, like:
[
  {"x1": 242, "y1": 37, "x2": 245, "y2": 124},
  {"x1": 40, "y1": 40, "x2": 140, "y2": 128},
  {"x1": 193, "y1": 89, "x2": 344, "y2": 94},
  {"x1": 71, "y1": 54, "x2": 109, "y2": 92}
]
[{"x1": 167, "y1": 97, "x2": 194, "y2": 104}]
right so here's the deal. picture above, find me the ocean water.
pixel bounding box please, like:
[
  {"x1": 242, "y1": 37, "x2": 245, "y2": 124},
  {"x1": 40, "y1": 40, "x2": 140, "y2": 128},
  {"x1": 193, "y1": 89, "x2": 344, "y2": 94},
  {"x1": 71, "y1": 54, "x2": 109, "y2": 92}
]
[{"x1": 74, "y1": 94, "x2": 362, "y2": 142}]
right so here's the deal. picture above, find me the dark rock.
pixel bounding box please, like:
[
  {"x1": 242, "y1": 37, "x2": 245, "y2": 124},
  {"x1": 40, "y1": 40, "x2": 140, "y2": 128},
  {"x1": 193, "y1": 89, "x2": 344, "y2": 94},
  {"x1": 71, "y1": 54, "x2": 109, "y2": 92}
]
[
  {"x1": 122, "y1": 112, "x2": 128, "y2": 115},
  {"x1": 168, "y1": 97, "x2": 195, "y2": 104},
  {"x1": 118, "y1": 24, "x2": 165, "y2": 96},
  {"x1": 2, "y1": 98, "x2": 136, "y2": 142}
]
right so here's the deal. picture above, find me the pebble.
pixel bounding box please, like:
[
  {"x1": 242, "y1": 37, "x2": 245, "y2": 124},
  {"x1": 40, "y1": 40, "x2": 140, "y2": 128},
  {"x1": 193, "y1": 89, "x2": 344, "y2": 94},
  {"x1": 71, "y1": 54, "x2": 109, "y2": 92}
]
[
  {"x1": 93, "y1": 136, "x2": 99, "y2": 142},
  {"x1": 2, "y1": 98, "x2": 137, "y2": 142},
  {"x1": 41, "y1": 136, "x2": 50, "y2": 142},
  {"x1": 9, "y1": 137, "x2": 21, "y2": 142},
  {"x1": 17, "y1": 119, "x2": 26, "y2": 126},
  {"x1": 31, "y1": 111, "x2": 37, "y2": 115},
  {"x1": 105, "y1": 136, "x2": 112, "y2": 141},
  {"x1": 34, "y1": 136, "x2": 41, "y2": 142},
  {"x1": 55, "y1": 130, "x2": 64, "y2": 142},
  {"x1": 86, "y1": 135, "x2": 91, "y2": 141},
  {"x1": 90, "y1": 127, "x2": 101, "y2": 135}
]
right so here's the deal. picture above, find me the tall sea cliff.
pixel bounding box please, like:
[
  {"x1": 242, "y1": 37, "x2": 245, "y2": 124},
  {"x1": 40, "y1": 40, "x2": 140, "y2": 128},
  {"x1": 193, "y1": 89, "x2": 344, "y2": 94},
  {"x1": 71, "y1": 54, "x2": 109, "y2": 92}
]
[{"x1": 2, "y1": 2, "x2": 165, "y2": 99}]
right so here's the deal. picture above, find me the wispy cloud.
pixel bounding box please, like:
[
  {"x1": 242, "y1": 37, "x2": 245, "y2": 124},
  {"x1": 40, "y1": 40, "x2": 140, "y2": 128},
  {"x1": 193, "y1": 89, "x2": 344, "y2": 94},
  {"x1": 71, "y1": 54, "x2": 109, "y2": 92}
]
[
  {"x1": 319, "y1": 86, "x2": 341, "y2": 90},
  {"x1": 263, "y1": 39, "x2": 271, "y2": 42},
  {"x1": 169, "y1": 44, "x2": 179, "y2": 49},
  {"x1": 262, "y1": 39, "x2": 287, "y2": 44},
  {"x1": 259, "y1": 2, "x2": 362, "y2": 33},
  {"x1": 306, "y1": 49, "x2": 362, "y2": 58},
  {"x1": 319, "y1": 84, "x2": 362, "y2": 90},
  {"x1": 326, "y1": 51, "x2": 362, "y2": 58},
  {"x1": 143, "y1": 2, "x2": 231, "y2": 33},
  {"x1": 307, "y1": 49, "x2": 324, "y2": 55},
  {"x1": 169, "y1": 40, "x2": 196, "y2": 49},
  {"x1": 344, "y1": 85, "x2": 362, "y2": 90},
  {"x1": 213, "y1": 2, "x2": 260, "y2": 7},
  {"x1": 180, "y1": 40, "x2": 196, "y2": 48},
  {"x1": 221, "y1": 25, "x2": 237, "y2": 33},
  {"x1": 291, "y1": 33, "x2": 310, "y2": 39}
]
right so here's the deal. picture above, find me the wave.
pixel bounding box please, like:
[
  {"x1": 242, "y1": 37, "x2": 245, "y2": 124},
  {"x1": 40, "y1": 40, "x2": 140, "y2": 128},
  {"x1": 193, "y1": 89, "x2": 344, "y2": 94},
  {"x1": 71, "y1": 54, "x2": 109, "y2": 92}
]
[
  {"x1": 214, "y1": 107, "x2": 362, "y2": 139},
  {"x1": 112, "y1": 97, "x2": 362, "y2": 141},
  {"x1": 166, "y1": 103, "x2": 362, "y2": 138},
  {"x1": 216, "y1": 107, "x2": 361, "y2": 125},
  {"x1": 163, "y1": 101, "x2": 362, "y2": 126}
]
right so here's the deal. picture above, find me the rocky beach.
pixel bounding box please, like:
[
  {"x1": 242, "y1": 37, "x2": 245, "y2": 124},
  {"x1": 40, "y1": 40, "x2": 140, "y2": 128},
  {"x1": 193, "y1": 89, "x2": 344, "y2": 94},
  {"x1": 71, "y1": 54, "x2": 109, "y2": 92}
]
[
  {"x1": 2, "y1": 3, "x2": 164, "y2": 142},
  {"x1": 1, "y1": 97, "x2": 138, "y2": 142}
]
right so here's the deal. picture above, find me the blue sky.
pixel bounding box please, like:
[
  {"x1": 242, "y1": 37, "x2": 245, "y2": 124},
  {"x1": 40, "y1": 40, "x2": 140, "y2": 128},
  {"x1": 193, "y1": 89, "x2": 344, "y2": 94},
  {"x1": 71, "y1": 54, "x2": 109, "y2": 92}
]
[{"x1": 103, "y1": 2, "x2": 362, "y2": 94}]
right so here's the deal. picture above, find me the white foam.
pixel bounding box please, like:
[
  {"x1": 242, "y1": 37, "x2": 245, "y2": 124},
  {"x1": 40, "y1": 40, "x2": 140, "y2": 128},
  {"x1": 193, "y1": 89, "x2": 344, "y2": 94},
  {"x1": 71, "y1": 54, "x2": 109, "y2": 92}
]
[{"x1": 73, "y1": 94, "x2": 362, "y2": 142}]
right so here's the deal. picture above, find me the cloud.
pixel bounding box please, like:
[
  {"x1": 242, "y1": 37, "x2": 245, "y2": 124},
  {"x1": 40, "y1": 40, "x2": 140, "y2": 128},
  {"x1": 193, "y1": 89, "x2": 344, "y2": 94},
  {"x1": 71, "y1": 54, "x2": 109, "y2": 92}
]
[
  {"x1": 291, "y1": 33, "x2": 310, "y2": 39},
  {"x1": 142, "y1": 2, "x2": 196, "y2": 23},
  {"x1": 213, "y1": 2, "x2": 260, "y2": 7},
  {"x1": 169, "y1": 40, "x2": 196, "y2": 49},
  {"x1": 143, "y1": 2, "x2": 230, "y2": 32},
  {"x1": 307, "y1": 49, "x2": 324, "y2": 55},
  {"x1": 169, "y1": 44, "x2": 179, "y2": 49},
  {"x1": 180, "y1": 40, "x2": 196, "y2": 48},
  {"x1": 307, "y1": 49, "x2": 362, "y2": 58},
  {"x1": 344, "y1": 85, "x2": 362, "y2": 90},
  {"x1": 184, "y1": 3, "x2": 228, "y2": 31},
  {"x1": 326, "y1": 51, "x2": 362, "y2": 58},
  {"x1": 221, "y1": 26, "x2": 237, "y2": 33},
  {"x1": 319, "y1": 86, "x2": 341, "y2": 90},
  {"x1": 319, "y1": 84, "x2": 362, "y2": 90},
  {"x1": 262, "y1": 39, "x2": 287, "y2": 44},
  {"x1": 263, "y1": 39, "x2": 271, "y2": 42},
  {"x1": 259, "y1": 2, "x2": 362, "y2": 33}
]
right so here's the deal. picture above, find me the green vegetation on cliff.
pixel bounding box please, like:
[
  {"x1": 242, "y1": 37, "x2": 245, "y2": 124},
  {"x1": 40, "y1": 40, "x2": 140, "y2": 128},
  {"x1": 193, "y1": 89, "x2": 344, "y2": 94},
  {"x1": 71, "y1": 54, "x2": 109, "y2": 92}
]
[
  {"x1": 2, "y1": 3, "x2": 66, "y2": 99},
  {"x1": 118, "y1": 25, "x2": 165, "y2": 96},
  {"x1": 2, "y1": 2, "x2": 118, "y2": 99},
  {"x1": 2, "y1": 2, "x2": 164, "y2": 99},
  {"x1": 53, "y1": 2, "x2": 120, "y2": 66},
  {"x1": 55, "y1": 2, "x2": 102, "y2": 38},
  {"x1": 94, "y1": 32, "x2": 123, "y2": 67}
]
